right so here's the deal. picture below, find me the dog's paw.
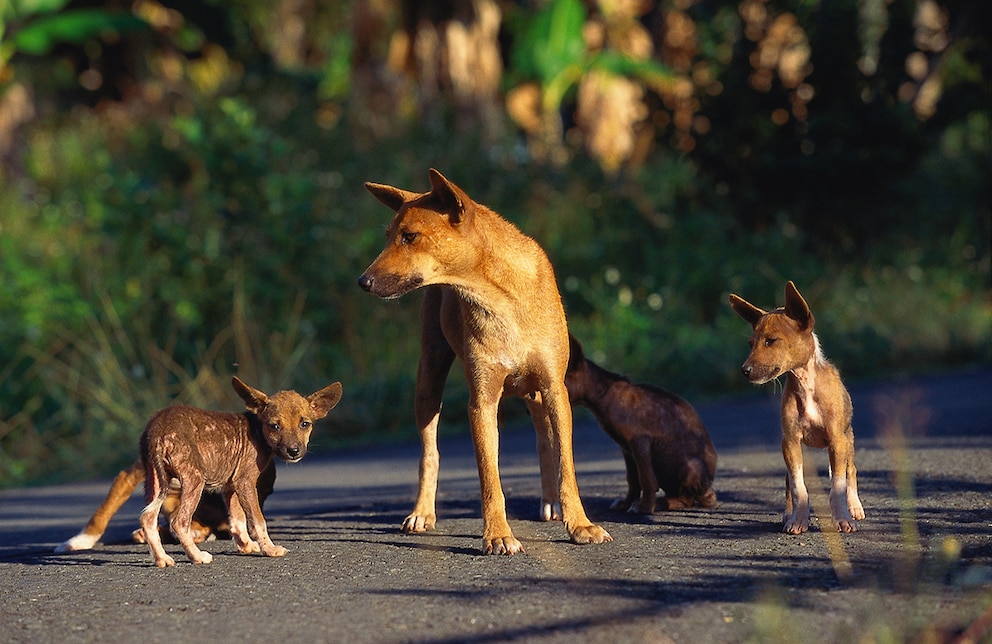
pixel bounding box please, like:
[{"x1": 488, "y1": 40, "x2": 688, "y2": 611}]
[
  {"x1": 189, "y1": 550, "x2": 213, "y2": 564},
  {"x1": 401, "y1": 513, "x2": 436, "y2": 533},
  {"x1": 261, "y1": 544, "x2": 288, "y2": 558},
  {"x1": 55, "y1": 532, "x2": 100, "y2": 553},
  {"x1": 237, "y1": 540, "x2": 261, "y2": 554},
  {"x1": 154, "y1": 554, "x2": 177, "y2": 568},
  {"x1": 609, "y1": 498, "x2": 637, "y2": 512},
  {"x1": 482, "y1": 536, "x2": 524, "y2": 555},
  {"x1": 783, "y1": 514, "x2": 809, "y2": 534},
  {"x1": 833, "y1": 518, "x2": 858, "y2": 533},
  {"x1": 849, "y1": 501, "x2": 866, "y2": 521},
  {"x1": 568, "y1": 523, "x2": 613, "y2": 545},
  {"x1": 540, "y1": 501, "x2": 562, "y2": 522}
]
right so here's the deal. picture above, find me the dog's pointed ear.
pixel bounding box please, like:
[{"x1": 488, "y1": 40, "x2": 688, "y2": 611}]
[
  {"x1": 729, "y1": 293, "x2": 766, "y2": 328},
  {"x1": 427, "y1": 168, "x2": 473, "y2": 225},
  {"x1": 232, "y1": 376, "x2": 269, "y2": 414},
  {"x1": 365, "y1": 182, "x2": 419, "y2": 212},
  {"x1": 784, "y1": 281, "x2": 814, "y2": 329},
  {"x1": 566, "y1": 332, "x2": 586, "y2": 373},
  {"x1": 307, "y1": 382, "x2": 343, "y2": 419}
]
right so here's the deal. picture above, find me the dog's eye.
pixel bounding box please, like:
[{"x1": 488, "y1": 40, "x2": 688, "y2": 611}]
[
  {"x1": 300, "y1": 420, "x2": 311, "y2": 429},
  {"x1": 400, "y1": 231, "x2": 419, "y2": 245},
  {"x1": 269, "y1": 422, "x2": 281, "y2": 432},
  {"x1": 764, "y1": 338, "x2": 777, "y2": 347}
]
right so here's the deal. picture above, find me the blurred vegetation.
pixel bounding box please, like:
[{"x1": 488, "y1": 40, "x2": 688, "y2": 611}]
[{"x1": 0, "y1": 0, "x2": 988, "y2": 487}]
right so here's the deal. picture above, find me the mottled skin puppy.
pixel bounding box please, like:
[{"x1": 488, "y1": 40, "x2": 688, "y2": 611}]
[
  {"x1": 565, "y1": 334, "x2": 717, "y2": 514},
  {"x1": 139, "y1": 376, "x2": 342, "y2": 567},
  {"x1": 729, "y1": 281, "x2": 865, "y2": 534}
]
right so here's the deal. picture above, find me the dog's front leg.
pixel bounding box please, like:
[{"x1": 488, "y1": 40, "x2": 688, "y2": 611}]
[
  {"x1": 224, "y1": 491, "x2": 260, "y2": 554},
  {"x1": 544, "y1": 385, "x2": 612, "y2": 545},
  {"x1": 403, "y1": 292, "x2": 456, "y2": 534},
  {"x1": 628, "y1": 436, "x2": 659, "y2": 514},
  {"x1": 469, "y1": 386, "x2": 521, "y2": 555},
  {"x1": 781, "y1": 436, "x2": 810, "y2": 534},
  {"x1": 826, "y1": 431, "x2": 858, "y2": 533},
  {"x1": 234, "y1": 480, "x2": 287, "y2": 557},
  {"x1": 609, "y1": 450, "x2": 641, "y2": 512}
]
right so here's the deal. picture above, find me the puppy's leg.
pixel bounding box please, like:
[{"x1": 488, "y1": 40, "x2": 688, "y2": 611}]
[
  {"x1": 845, "y1": 428, "x2": 865, "y2": 520},
  {"x1": 627, "y1": 436, "x2": 659, "y2": 514},
  {"x1": 56, "y1": 459, "x2": 144, "y2": 552},
  {"x1": 544, "y1": 384, "x2": 612, "y2": 545},
  {"x1": 234, "y1": 480, "x2": 286, "y2": 558},
  {"x1": 826, "y1": 429, "x2": 858, "y2": 533},
  {"x1": 609, "y1": 450, "x2": 641, "y2": 512},
  {"x1": 139, "y1": 468, "x2": 175, "y2": 568},
  {"x1": 782, "y1": 436, "x2": 810, "y2": 534},
  {"x1": 224, "y1": 491, "x2": 260, "y2": 554},
  {"x1": 403, "y1": 289, "x2": 455, "y2": 534},
  {"x1": 170, "y1": 472, "x2": 212, "y2": 564}
]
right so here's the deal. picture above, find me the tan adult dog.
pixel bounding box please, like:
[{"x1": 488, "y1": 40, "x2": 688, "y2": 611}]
[
  {"x1": 729, "y1": 281, "x2": 865, "y2": 534},
  {"x1": 358, "y1": 168, "x2": 612, "y2": 555},
  {"x1": 139, "y1": 376, "x2": 342, "y2": 567}
]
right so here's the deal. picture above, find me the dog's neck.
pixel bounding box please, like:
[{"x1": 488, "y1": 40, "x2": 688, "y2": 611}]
[
  {"x1": 576, "y1": 360, "x2": 629, "y2": 407},
  {"x1": 244, "y1": 412, "x2": 275, "y2": 459},
  {"x1": 786, "y1": 332, "x2": 826, "y2": 423}
]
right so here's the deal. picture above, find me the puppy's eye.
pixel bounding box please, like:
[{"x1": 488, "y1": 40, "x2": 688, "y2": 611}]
[
  {"x1": 300, "y1": 420, "x2": 311, "y2": 429},
  {"x1": 764, "y1": 338, "x2": 777, "y2": 347},
  {"x1": 400, "y1": 231, "x2": 419, "y2": 245},
  {"x1": 269, "y1": 422, "x2": 281, "y2": 432}
]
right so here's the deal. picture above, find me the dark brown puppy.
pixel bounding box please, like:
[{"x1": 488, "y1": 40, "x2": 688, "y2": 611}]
[
  {"x1": 139, "y1": 376, "x2": 342, "y2": 567},
  {"x1": 565, "y1": 334, "x2": 717, "y2": 514}
]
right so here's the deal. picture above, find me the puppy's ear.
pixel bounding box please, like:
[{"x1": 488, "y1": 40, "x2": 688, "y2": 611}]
[
  {"x1": 232, "y1": 376, "x2": 269, "y2": 414},
  {"x1": 729, "y1": 293, "x2": 766, "y2": 328},
  {"x1": 308, "y1": 382, "x2": 343, "y2": 419},
  {"x1": 783, "y1": 281, "x2": 814, "y2": 330},
  {"x1": 566, "y1": 332, "x2": 585, "y2": 374},
  {"x1": 427, "y1": 168, "x2": 473, "y2": 225},
  {"x1": 365, "y1": 182, "x2": 420, "y2": 212}
]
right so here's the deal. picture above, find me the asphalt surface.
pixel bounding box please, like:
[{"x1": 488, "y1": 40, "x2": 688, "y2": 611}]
[{"x1": 1, "y1": 368, "x2": 991, "y2": 643}]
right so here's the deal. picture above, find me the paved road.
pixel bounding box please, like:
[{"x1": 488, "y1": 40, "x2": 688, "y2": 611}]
[{"x1": 1, "y1": 368, "x2": 990, "y2": 643}]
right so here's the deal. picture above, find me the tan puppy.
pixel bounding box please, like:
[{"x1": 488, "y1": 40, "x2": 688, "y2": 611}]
[
  {"x1": 729, "y1": 281, "x2": 865, "y2": 533},
  {"x1": 139, "y1": 377, "x2": 342, "y2": 567},
  {"x1": 358, "y1": 168, "x2": 611, "y2": 555}
]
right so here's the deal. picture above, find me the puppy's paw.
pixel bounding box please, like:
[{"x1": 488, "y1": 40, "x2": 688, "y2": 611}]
[
  {"x1": 482, "y1": 536, "x2": 524, "y2": 556},
  {"x1": 55, "y1": 532, "x2": 100, "y2": 553},
  {"x1": 609, "y1": 498, "x2": 635, "y2": 512},
  {"x1": 189, "y1": 550, "x2": 213, "y2": 564},
  {"x1": 401, "y1": 512, "x2": 436, "y2": 533},
  {"x1": 568, "y1": 523, "x2": 613, "y2": 545},
  {"x1": 261, "y1": 544, "x2": 288, "y2": 558},
  {"x1": 833, "y1": 518, "x2": 858, "y2": 533},
  {"x1": 131, "y1": 528, "x2": 147, "y2": 544},
  {"x1": 783, "y1": 514, "x2": 809, "y2": 534},
  {"x1": 849, "y1": 502, "x2": 866, "y2": 521},
  {"x1": 237, "y1": 540, "x2": 261, "y2": 554},
  {"x1": 540, "y1": 500, "x2": 562, "y2": 522},
  {"x1": 154, "y1": 554, "x2": 177, "y2": 568}
]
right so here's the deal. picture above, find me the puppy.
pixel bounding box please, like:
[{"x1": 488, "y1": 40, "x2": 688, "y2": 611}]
[
  {"x1": 565, "y1": 334, "x2": 717, "y2": 514},
  {"x1": 729, "y1": 281, "x2": 865, "y2": 533},
  {"x1": 139, "y1": 376, "x2": 342, "y2": 567}
]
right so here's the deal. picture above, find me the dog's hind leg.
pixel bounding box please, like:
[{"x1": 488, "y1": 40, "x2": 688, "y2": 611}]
[
  {"x1": 56, "y1": 459, "x2": 144, "y2": 553},
  {"x1": 170, "y1": 472, "x2": 212, "y2": 564},
  {"x1": 139, "y1": 467, "x2": 175, "y2": 568},
  {"x1": 529, "y1": 394, "x2": 562, "y2": 521},
  {"x1": 543, "y1": 384, "x2": 612, "y2": 545},
  {"x1": 845, "y1": 427, "x2": 865, "y2": 521},
  {"x1": 403, "y1": 288, "x2": 456, "y2": 534}
]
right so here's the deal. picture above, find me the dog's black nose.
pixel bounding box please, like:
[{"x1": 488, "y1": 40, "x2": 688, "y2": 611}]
[
  {"x1": 741, "y1": 365, "x2": 752, "y2": 377},
  {"x1": 358, "y1": 274, "x2": 373, "y2": 292},
  {"x1": 286, "y1": 445, "x2": 301, "y2": 459}
]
